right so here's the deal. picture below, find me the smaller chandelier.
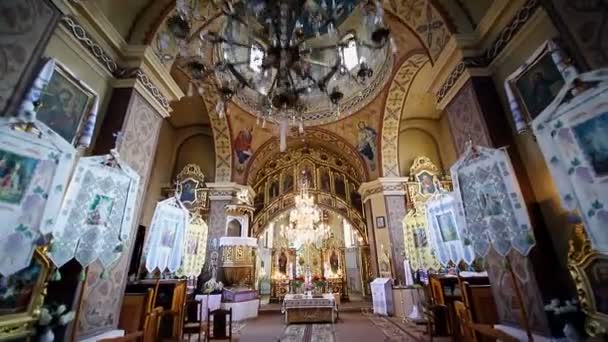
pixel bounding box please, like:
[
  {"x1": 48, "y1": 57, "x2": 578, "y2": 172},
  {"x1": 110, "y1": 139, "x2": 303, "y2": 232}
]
[{"x1": 281, "y1": 180, "x2": 330, "y2": 247}]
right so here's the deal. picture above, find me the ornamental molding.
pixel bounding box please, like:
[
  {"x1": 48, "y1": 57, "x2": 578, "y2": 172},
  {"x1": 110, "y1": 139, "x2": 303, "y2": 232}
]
[
  {"x1": 358, "y1": 177, "x2": 408, "y2": 202},
  {"x1": 207, "y1": 182, "x2": 255, "y2": 201},
  {"x1": 60, "y1": 15, "x2": 182, "y2": 112},
  {"x1": 433, "y1": 0, "x2": 540, "y2": 106}
]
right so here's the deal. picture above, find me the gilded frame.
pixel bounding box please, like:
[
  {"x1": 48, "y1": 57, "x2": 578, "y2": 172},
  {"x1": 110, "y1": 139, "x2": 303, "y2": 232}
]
[
  {"x1": 568, "y1": 225, "x2": 608, "y2": 336},
  {"x1": 0, "y1": 249, "x2": 51, "y2": 340}
]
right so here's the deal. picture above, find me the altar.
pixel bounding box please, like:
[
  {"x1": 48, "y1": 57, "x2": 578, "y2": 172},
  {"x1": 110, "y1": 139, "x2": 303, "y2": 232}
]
[{"x1": 282, "y1": 294, "x2": 336, "y2": 324}]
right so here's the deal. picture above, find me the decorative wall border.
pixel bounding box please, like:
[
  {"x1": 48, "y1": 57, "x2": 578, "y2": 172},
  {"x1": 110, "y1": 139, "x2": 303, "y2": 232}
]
[
  {"x1": 435, "y1": 0, "x2": 540, "y2": 102},
  {"x1": 61, "y1": 16, "x2": 170, "y2": 110},
  {"x1": 381, "y1": 53, "x2": 429, "y2": 177}
]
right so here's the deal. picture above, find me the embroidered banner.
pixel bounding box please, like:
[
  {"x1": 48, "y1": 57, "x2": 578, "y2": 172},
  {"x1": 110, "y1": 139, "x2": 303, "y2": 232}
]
[
  {"x1": 176, "y1": 215, "x2": 209, "y2": 278},
  {"x1": 48, "y1": 153, "x2": 140, "y2": 269},
  {"x1": 425, "y1": 192, "x2": 475, "y2": 266},
  {"x1": 532, "y1": 69, "x2": 608, "y2": 253},
  {"x1": 451, "y1": 146, "x2": 535, "y2": 257},
  {"x1": 145, "y1": 197, "x2": 189, "y2": 273},
  {"x1": 0, "y1": 119, "x2": 75, "y2": 276}
]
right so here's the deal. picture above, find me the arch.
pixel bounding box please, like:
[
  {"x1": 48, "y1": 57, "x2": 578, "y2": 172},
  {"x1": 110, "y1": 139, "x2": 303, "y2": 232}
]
[
  {"x1": 398, "y1": 127, "x2": 443, "y2": 175},
  {"x1": 173, "y1": 132, "x2": 216, "y2": 181},
  {"x1": 245, "y1": 128, "x2": 369, "y2": 185},
  {"x1": 380, "y1": 53, "x2": 429, "y2": 177}
]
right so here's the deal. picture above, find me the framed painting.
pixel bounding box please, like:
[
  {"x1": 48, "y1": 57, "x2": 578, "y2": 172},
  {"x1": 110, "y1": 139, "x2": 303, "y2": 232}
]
[
  {"x1": 376, "y1": 216, "x2": 385, "y2": 228},
  {"x1": 505, "y1": 39, "x2": 578, "y2": 133},
  {"x1": 36, "y1": 61, "x2": 96, "y2": 145},
  {"x1": 0, "y1": 249, "x2": 51, "y2": 341}
]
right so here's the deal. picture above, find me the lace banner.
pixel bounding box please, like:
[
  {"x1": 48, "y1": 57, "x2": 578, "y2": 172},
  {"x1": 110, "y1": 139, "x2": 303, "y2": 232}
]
[
  {"x1": 176, "y1": 215, "x2": 209, "y2": 278},
  {"x1": 145, "y1": 197, "x2": 189, "y2": 273}
]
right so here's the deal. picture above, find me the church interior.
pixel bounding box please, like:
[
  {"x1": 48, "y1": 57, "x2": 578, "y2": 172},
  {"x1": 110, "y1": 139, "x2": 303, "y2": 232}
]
[{"x1": 1, "y1": 0, "x2": 608, "y2": 341}]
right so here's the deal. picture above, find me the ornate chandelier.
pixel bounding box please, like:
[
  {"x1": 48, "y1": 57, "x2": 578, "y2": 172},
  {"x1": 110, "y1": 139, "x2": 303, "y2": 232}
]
[
  {"x1": 172, "y1": 0, "x2": 395, "y2": 150},
  {"x1": 281, "y1": 181, "x2": 330, "y2": 247}
]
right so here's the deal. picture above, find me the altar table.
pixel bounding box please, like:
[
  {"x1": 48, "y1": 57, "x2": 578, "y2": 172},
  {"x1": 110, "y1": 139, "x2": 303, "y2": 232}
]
[{"x1": 282, "y1": 294, "x2": 336, "y2": 324}]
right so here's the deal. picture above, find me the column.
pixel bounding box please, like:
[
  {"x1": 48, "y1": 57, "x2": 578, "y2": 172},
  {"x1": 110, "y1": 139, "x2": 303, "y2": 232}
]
[
  {"x1": 444, "y1": 76, "x2": 569, "y2": 335},
  {"x1": 359, "y1": 178, "x2": 408, "y2": 285},
  {"x1": 75, "y1": 81, "x2": 166, "y2": 339}
]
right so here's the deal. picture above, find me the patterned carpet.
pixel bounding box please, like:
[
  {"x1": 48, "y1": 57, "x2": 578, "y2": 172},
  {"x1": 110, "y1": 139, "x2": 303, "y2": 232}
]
[
  {"x1": 361, "y1": 310, "x2": 418, "y2": 341},
  {"x1": 279, "y1": 324, "x2": 335, "y2": 342}
]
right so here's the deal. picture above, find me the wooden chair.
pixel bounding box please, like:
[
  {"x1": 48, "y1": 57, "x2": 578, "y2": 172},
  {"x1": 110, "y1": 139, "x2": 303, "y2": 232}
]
[
  {"x1": 421, "y1": 284, "x2": 450, "y2": 341},
  {"x1": 119, "y1": 289, "x2": 155, "y2": 334},
  {"x1": 182, "y1": 299, "x2": 207, "y2": 342},
  {"x1": 206, "y1": 308, "x2": 233, "y2": 341},
  {"x1": 453, "y1": 300, "x2": 476, "y2": 342}
]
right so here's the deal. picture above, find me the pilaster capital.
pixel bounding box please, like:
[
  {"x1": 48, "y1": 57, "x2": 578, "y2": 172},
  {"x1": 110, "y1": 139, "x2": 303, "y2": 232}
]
[
  {"x1": 358, "y1": 177, "x2": 408, "y2": 202},
  {"x1": 207, "y1": 182, "x2": 255, "y2": 202}
]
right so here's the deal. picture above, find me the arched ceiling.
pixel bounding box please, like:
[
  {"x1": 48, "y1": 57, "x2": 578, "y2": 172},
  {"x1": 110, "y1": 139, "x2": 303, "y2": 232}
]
[{"x1": 91, "y1": 0, "x2": 499, "y2": 183}]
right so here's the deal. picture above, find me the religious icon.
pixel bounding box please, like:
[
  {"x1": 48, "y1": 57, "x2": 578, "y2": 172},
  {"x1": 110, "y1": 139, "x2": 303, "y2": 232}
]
[
  {"x1": 413, "y1": 227, "x2": 428, "y2": 248},
  {"x1": 0, "y1": 258, "x2": 42, "y2": 315},
  {"x1": 278, "y1": 251, "x2": 287, "y2": 274},
  {"x1": 269, "y1": 179, "x2": 279, "y2": 200},
  {"x1": 357, "y1": 121, "x2": 377, "y2": 170},
  {"x1": 300, "y1": 165, "x2": 313, "y2": 187},
  {"x1": 334, "y1": 174, "x2": 346, "y2": 198},
  {"x1": 283, "y1": 170, "x2": 294, "y2": 193},
  {"x1": 417, "y1": 171, "x2": 438, "y2": 195},
  {"x1": 573, "y1": 112, "x2": 608, "y2": 177},
  {"x1": 179, "y1": 179, "x2": 198, "y2": 203},
  {"x1": 234, "y1": 127, "x2": 253, "y2": 170},
  {"x1": 436, "y1": 212, "x2": 458, "y2": 242},
  {"x1": 319, "y1": 168, "x2": 331, "y2": 192},
  {"x1": 0, "y1": 150, "x2": 38, "y2": 205},
  {"x1": 186, "y1": 238, "x2": 199, "y2": 254},
  {"x1": 227, "y1": 219, "x2": 242, "y2": 237},
  {"x1": 160, "y1": 223, "x2": 177, "y2": 248},
  {"x1": 477, "y1": 184, "x2": 503, "y2": 217},
  {"x1": 85, "y1": 194, "x2": 114, "y2": 226},
  {"x1": 330, "y1": 250, "x2": 339, "y2": 274},
  {"x1": 513, "y1": 51, "x2": 565, "y2": 120}
]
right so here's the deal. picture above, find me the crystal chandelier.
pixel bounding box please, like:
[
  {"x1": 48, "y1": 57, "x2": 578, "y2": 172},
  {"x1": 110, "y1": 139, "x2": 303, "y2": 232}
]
[
  {"x1": 172, "y1": 0, "x2": 395, "y2": 150},
  {"x1": 281, "y1": 181, "x2": 330, "y2": 247}
]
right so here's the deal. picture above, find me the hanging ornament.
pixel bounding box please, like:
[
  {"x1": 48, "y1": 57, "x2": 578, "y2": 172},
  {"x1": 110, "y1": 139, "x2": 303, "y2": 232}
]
[{"x1": 298, "y1": 121, "x2": 304, "y2": 134}]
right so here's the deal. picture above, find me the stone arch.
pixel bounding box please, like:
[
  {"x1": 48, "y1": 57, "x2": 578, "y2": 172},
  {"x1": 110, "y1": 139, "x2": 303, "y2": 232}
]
[
  {"x1": 380, "y1": 53, "x2": 430, "y2": 177},
  {"x1": 398, "y1": 127, "x2": 443, "y2": 174}
]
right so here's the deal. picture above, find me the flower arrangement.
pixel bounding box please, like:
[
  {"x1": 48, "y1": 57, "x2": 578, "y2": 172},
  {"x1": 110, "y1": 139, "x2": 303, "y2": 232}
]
[
  {"x1": 203, "y1": 278, "x2": 224, "y2": 294},
  {"x1": 312, "y1": 275, "x2": 327, "y2": 288},
  {"x1": 37, "y1": 304, "x2": 76, "y2": 342}
]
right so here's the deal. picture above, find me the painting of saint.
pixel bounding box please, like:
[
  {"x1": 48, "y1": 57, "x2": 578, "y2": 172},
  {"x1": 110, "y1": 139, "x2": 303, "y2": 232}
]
[
  {"x1": 436, "y1": 213, "x2": 458, "y2": 242},
  {"x1": 37, "y1": 67, "x2": 93, "y2": 143},
  {"x1": 334, "y1": 174, "x2": 346, "y2": 198},
  {"x1": 0, "y1": 150, "x2": 38, "y2": 205},
  {"x1": 477, "y1": 185, "x2": 503, "y2": 217},
  {"x1": 350, "y1": 187, "x2": 362, "y2": 212},
  {"x1": 301, "y1": 166, "x2": 314, "y2": 188},
  {"x1": 0, "y1": 258, "x2": 42, "y2": 315},
  {"x1": 179, "y1": 179, "x2": 198, "y2": 203},
  {"x1": 417, "y1": 172, "x2": 438, "y2": 195},
  {"x1": 283, "y1": 171, "x2": 294, "y2": 193},
  {"x1": 319, "y1": 168, "x2": 331, "y2": 192},
  {"x1": 160, "y1": 224, "x2": 176, "y2": 248},
  {"x1": 186, "y1": 239, "x2": 199, "y2": 254},
  {"x1": 514, "y1": 53, "x2": 565, "y2": 120},
  {"x1": 413, "y1": 228, "x2": 428, "y2": 248},
  {"x1": 278, "y1": 251, "x2": 287, "y2": 274},
  {"x1": 573, "y1": 112, "x2": 608, "y2": 177},
  {"x1": 330, "y1": 250, "x2": 339, "y2": 274},
  {"x1": 234, "y1": 127, "x2": 253, "y2": 170},
  {"x1": 357, "y1": 121, "x2": 377, "y2": 170},
  {"x1": 227, "y1": 219, "x2": 242, "y2": 237},
  {"x1": 85, "y1": 194, "x2": 114, "y2": 226},
  {"x1": 269, "y1": 179, "x2": 279, "y2": 200},
  {"x1": 585, "y1": 258, "x2": 608, "y2": 314}
]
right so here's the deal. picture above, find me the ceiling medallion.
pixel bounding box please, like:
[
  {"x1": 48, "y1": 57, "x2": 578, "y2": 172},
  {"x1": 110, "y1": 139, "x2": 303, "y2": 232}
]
[{"x1": 174, "y1": 0, "x2": 396, "y2": 150}]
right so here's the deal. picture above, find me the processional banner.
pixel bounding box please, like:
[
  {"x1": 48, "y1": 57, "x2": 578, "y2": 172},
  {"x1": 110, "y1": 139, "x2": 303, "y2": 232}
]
[
  {"x1": 425, "y1": 192, "x2": 475, "y2": 267},
  {"x1": 175, "y1": 214, "x2": 209, "y2": 278},
  {"x1": 48, "y1": 153, "x2": 140, "y2": 270},
  {"x1": 145, "y1": 197, "x2": 189, "y2": 273},
  {"x1": 450, "y1": 146, "x2": 536, "y2": 257},
  {"x1": 532, "y1": 68, "x2": 608, "y2": 253}
]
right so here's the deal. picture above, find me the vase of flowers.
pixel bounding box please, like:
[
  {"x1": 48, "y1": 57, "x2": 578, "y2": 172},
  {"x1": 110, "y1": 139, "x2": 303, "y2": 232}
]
[
  {"x1": 292, "y1": 277, "x2": 304, "y2": 294},
  {"x1": 312, "y1": 275, "x2": 326, "y2": 295},
  {"x1": 37, "y1": 303, "x2": 76, "y2": 342}
]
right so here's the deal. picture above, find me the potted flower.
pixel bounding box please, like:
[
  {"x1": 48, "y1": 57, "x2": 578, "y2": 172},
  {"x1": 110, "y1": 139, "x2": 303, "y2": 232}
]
[
  {"x1": 37, "y1": 303, "x2": 76, "y2": 342},
  {"x1": 292, "y1": 276, "x2": 304, "y2": 294},
  {"x1": 312, "y1": 275, "x2": 326, "y2": 295}
]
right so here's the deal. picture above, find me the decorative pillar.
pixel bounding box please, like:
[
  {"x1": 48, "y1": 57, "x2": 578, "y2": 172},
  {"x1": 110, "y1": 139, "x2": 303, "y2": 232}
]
[
  {"x1": 443, "y1": 76, "x2": 569, "y2": 335},
  {"x1": 359, "y1": 178, "x2": 408, "y2": 284}
]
